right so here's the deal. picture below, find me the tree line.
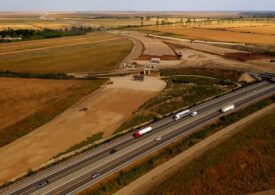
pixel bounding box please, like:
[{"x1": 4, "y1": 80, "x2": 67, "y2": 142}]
[{"x1": 0, "y1": 26, "x2": 96, "y2": 42}]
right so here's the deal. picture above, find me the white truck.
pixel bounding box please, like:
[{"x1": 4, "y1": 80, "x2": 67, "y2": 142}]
[
  {"x1": 221, "y1": 104, "x2": 235, "y2": 113},
  {"x1": 174, "y1": 110, "x2": 199, "y2": 120},
  {"x1": 134, "y1": 126, "x2": 153, "y2": 138},
  {"x1": 173, "y1": 110, "x2": 191, "y2": 120}
]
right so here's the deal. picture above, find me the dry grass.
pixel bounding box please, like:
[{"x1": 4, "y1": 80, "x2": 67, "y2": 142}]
[
  {"x1": 0, "y1": 32, "x2": 133, "y2": 73},
  {"x1": 144, "y1": 25, "x2": 275, "y2": 45},
  {"x1": 0, "y1": 77, "x2": 105, "y2": 147},
  {"x1": 148, "y1": 108, "x2": 275, "y2": 195}
]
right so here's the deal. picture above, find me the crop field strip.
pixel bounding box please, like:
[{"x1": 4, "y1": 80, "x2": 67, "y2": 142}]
[
  {"x1": 0, "y1": 33, "x2": 116, "y2": 53},
  {"x1": 0, "y1": 38, "x2": 120, "y2": 56},
  {"x1": 0, "y1": 31, "x2": 133, "y2": 73},
  {"x1": 144, "y1": 25, "x2": 275, "y2": 45}
]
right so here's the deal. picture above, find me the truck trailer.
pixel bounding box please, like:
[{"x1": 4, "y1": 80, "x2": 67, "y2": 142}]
[
  {"x1": 221, "y1": 104, "x2": 235, "y2": 113},
  {"x1": 173, "y1": 110, "x2": 191, "y2": 120},
  {"x1": 134, "y1": 126, "x2": 153, "y2": 138}
]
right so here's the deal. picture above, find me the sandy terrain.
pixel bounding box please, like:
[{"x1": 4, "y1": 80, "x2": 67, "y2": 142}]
[
  {"x1": 114, "y1": 103, "x2": 275, "y2": 195},
  {"x1": 157, "y1": 47, "x2": 274, "y2": 73},
  {"x1": 145, "y1": 26, "x2": 275, "y2": 45},
  {"x1": 117, "y1": 31, "x2": 177, "y2": 60},
  {"x1": 0, "y1": 75, "x2": 166, "y2": 184},
  {"x1": 165, "y1": 39, "x2": 247, "y2": 55}
]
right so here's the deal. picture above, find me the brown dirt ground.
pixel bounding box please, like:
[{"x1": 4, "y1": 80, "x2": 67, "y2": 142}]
[
  {"x1": 117, "y1": 31, "x2": 177, "y2": 60},
  {"x1": 114, "y1": 103, "x2": 275, "y2": 195},
  {"x1": 160, "y1": 47, "x2": 274, "y2": 73},
  {"x1": 0, "y1": 75, "x2": 166, "y2": 184}
]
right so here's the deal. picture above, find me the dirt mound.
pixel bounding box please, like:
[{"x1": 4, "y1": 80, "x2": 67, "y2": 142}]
[
  {"x1": 224, "y1": 52, "x2": 271, "y2": 61},
  {"x1": 238, "y1": 73, "x2": 255, "y2": 83}
]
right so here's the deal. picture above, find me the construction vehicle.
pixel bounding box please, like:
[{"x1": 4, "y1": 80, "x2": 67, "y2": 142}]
[{"x1": 133, "y1": 74, "x2": 144, "y2": 81}]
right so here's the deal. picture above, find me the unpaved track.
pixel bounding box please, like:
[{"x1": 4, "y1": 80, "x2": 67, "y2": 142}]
[
  {"x1": 0, "y1": 76, "x2": 166, "y2": 184},
  {"x1": 114, "y1": 103, "x2": 275, "y2": 195},
  {"x1": 116, "y1": 31, "x2": 177, "y2": 59}
]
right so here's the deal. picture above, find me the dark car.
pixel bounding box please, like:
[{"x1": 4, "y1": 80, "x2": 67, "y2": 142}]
[
  {"x1": 110, "y1": 148, "x2": 117, "y2": 154},
  {"x1": 37, "y1": 180, "x2": 49, "y2": 189}
]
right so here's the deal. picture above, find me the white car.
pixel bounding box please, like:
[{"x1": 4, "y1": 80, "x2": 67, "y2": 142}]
[
  {"x1": 155, "y1": 137, "x2": 162, "y2": 141},
  {"x1": 191, "y1": 111, "x2": 198, "y2": 116}
]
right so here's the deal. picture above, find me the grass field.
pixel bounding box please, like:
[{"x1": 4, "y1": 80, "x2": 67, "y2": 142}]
[
  {"x1": 148, "y1": 107, "x2": 275, "y2": 195},
  {"x1": 0, "y1": 77, "x2": 105, "y2": 147},
  {"x1": 144, "y1": 24, "x2": 275, "y2": 45},
  {"x1": 0, "y1": 32, "x2": 133, "y2": 73}
]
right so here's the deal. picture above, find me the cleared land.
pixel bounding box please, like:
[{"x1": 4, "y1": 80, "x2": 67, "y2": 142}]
[
  {"x1": 144, "y1": 26, "x2": 275, "y2": 45},
  {"x1": 146, "y1": 105, "x2": 275, "y2": 195},
  {"x1": 0, "y1": 32, "x2": 133, "y2": 73},
  {"x1": 0, "y1": 75, "x2": 165, "y2": 184},
  {"x1": 117, "y1": 31, "x2": 177, "y2": 60},
  {"x1": 171, "y1": 47, "x2": 275, "y2": 73}
]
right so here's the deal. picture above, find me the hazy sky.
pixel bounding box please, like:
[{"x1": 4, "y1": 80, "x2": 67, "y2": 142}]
[{"x1": 1, "y1": 0, "x2": 275, "y2": 12}]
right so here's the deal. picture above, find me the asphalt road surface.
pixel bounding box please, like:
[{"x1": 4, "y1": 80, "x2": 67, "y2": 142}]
[{"x1": 1, "y1": 81, "x2": 274, "y2": 195}]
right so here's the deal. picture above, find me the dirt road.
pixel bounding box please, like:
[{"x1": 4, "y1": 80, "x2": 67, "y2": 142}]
[
  {"x1": 116, "y1": 31, "x2": 177, "y2": 60},
  {"x1": 0, "y1": 75, "x2": 166, "y2": 184},
  {"x1": 114, "y1": 103, "x2": 275, "y2": 195}
]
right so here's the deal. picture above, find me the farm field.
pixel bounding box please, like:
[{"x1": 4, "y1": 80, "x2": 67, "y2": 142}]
[
  {"x1": 0, "y1": 75, "x2": 165, "y2": 184},
  {"x1": 0, "y1": 32, "x2": 133, "y2": 73},
  {"x1": 198, "y1": 23, "x2": 275, "y2": 35},
  {"x1": 147, "y1": 106, "x2": 275, "y2": 195},
  {"x1": 144, "y1": 25, "x2": 275, "y2": 45},
  {"x1": 0, "y1": 77, "x2": 105, "y2": 148}
]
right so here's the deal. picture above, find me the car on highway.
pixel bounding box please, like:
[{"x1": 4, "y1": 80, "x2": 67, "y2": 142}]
[
  {"x1": 91, "y1": 172, "x2": 101, "y2": 179},
  {"x1": 110, "y1": 148, "x2": 117, "y2": 154},
  {"x1": 191, "y1": 111, "x2": 198, "y2": 116},
  {"x1": 155, "y1": 137, "x2": 162, "y2": 141},
  {"x1": 36, "y1": 180, "x2": 49, "y2": 189}
]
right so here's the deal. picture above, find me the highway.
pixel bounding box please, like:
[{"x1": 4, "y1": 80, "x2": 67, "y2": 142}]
[{"x1": 1, "y1": 81, "x2": 274, "y2": 195}]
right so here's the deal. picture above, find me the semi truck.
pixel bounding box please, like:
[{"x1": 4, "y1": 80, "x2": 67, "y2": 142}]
[
  {"x1": 174, "y1": 110, "x2": 191, "y2": 120},
  {"x1": 221, "y1": 104, "x2": 235, "y2": 113},
  {"x1": 173, "y1": 110, "x2": 198, "y2": 120},
  {"x1": 134, "y1": 126, "x2": 153, "y2": 138}
]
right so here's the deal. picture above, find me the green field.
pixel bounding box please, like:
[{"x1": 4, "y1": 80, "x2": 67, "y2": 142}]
[{"x1": 0, "y1": 32, "x2": 133, "y2": 73}]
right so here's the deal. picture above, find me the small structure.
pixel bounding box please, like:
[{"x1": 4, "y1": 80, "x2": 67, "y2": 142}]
[
  {"x1": 133, "y1": 73, "x2": 144, "y2": 81},
  {"x1": 122, "y1": 63, "x2": 132, "y2": 69},
  {"x1": 79, "y1": 108, "x2": 88, "y2": 112},
  {"x1": 150, "y1": 58, "x2": 160, "y2": 64}
]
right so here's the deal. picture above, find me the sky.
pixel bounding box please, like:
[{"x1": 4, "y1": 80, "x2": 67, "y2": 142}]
[{"x1": 1, "y1": 0, "x2": 275, "y2": 12}]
